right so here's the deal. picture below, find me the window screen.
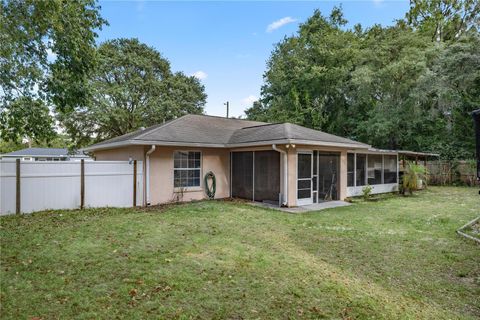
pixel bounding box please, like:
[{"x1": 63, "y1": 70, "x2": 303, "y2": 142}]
[
  {"x1": 317, "y1": 153, "x2": 339, "y2": 201},
  {"x1": 356, "y1": 154, "x2": 366, "y2": 186},
  {"x1": 347, "y1": 153, "x2": 355, "y2": 187},
  {"x1": 231, "y1": 152, "x2": 253, "y2": 200},
  {"x1": 174, "y1": 151, "x2": 201, "y2": 188},
  {"x1": 368, "y1": 154, "x2": 383, "y2": 185},
  {"x1": 297, "y1": 153, "x2": 312, "y2": 179},
  {"x1": 254, "y1": 151, "x2": 280, "y2": 202},
  {"x1": 383, "y1": 155, "x2": 397, "y2": 183}
]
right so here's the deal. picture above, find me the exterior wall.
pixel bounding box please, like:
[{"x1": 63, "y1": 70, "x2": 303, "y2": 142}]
[
  {"x1": 92, "y1": 143, "x2": 353, "y2": 207},
  {"x1": 148, "y1": 147, "x2": 230, "y2": 205},
  {"x1": 94, "y1": 146, "x2": 146, "y2": 161},
  {"x1": 95, "y1": 146, "x2": 230, "y2": 206},
  {"x1": 287, "y1": 147, "x2": 297, "y2": 207},
  {"x1": 347, "y1": 183, "x2": 398, "y2": 197}
]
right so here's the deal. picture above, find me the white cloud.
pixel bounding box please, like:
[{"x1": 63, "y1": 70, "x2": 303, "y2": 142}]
[
  {"x1": 372, "y1": 0, "x2": 384, "y2": 7},
  {"x1": 242, "y1": 95, "x2": 257, "y2": 106},
  {"x1": 266, "y1": 17, "x2": 297, "y2": 33},
  {"x1": 192, "y1": 70, "x2": 208, "y2": 80}
]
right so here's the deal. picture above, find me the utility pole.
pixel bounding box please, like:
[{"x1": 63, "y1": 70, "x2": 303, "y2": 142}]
[{"x1": 224, "y1": 101, "x2": 229, "y2": 118}]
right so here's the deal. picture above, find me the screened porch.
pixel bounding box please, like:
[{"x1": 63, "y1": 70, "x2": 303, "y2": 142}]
[{"x1": 346, "y1": 150, "x2": 399, "y2": 197}]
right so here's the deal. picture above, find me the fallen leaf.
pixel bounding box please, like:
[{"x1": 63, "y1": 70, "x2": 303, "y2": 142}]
[{"x1": 129, "y1": 288, "x2": 138, "y2": 297}]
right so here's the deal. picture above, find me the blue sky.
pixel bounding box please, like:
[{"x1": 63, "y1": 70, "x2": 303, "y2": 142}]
[{"x1": 97, "y1": 1, "x2": 410, "y2": 117}]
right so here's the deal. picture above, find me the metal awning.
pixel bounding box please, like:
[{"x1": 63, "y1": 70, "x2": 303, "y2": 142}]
[{"x1": 397, "y1": 150, "x2": 440, "y2": 158}]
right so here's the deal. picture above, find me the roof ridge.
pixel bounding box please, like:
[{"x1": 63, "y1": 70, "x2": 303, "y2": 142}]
[
  {"x1": 239, "y1": 122, "x2": 283, "y2": 130},
  {"x1": 133, "y1": 115, "x2": 187, "y2": 140},
  {"x1": 287, "y1": 122, "x2": 369, "y2": 145},
  {"x1": 189, "y1": 113, "x2": 266, "y2": 123}
]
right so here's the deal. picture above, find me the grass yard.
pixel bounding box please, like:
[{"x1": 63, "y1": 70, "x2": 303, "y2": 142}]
[{"x1": 1, "y1": 187, "x2": 479, "y2": 319}]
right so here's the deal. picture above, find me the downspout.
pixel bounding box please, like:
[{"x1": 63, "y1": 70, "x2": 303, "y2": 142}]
[
  {"x1": 145, "y1": 145, "x2": 156, "y2": 206},
  {"x1": 272, "y1": 144, "x2": 288, "y2": 206}
]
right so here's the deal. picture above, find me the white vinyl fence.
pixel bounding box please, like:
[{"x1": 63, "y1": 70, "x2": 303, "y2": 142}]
[{"x1": 0, "y1": 160, "x2": 143, "y2": 215}]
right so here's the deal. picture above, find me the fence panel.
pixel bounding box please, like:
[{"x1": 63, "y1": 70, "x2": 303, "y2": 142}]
[
  {"x1": 21, "y1": 161, "x2": 81, "y2": 214},
  {"x1": 0, "y1": 160, "x2": 143, "y2": 215},
  {"x1": 0, "y1": 161, "x2": 16, "y2": 214},
  {"x1": 84, "y1": 161, "x2": 143, "y2": 208},
  {"x1": 426, "y1": 160, "x2": 477, "y2": 186}
]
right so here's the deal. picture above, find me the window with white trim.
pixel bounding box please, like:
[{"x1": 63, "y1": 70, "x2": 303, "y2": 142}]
[{"x1": 174, "y1": 151, "x2": 201, "y2": 188}]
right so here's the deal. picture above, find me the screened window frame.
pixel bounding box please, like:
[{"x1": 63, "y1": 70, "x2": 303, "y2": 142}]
[
  {"x1": 367, "y1": 154, "x2": 383, "y2": 185},
  {"x1": 173, "y1": 151, "x2": 202, "y2": 189},
  {"x1": 348, "y1": 152, "x2": 398, "y2": 187},
  {"x1": 383, "y1": 154, "x2": 398, "y2": 184},
  {"x1": 355, "y1": 153, "x2": 367, "y2": 187},
  {"x1": 347, "y1": 153, "x2": 355, "y2": 187}
]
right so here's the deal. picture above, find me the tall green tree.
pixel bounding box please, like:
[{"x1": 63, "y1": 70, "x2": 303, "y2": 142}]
[
  {"x1": 252, "y1": 8, "x2": 358, "y2": 134},
  {"x1": 406, "y1": 0, "x2": 479, "y2": 42},
  {"x1": 346, "y1": 25, "x2": 438, "y2": 150},
  {"x1": 247, "y1": 4, "x2": 479, "y2": 159},
  {"x1": 0, "y1": 0, "x2": 106, "y2": 143},
  {"x1": 61, "y1": 38, "x2": 206, "y2": 145},
  {"x1": 414, "y1": 32, "x2": 480, "y2": 158}
]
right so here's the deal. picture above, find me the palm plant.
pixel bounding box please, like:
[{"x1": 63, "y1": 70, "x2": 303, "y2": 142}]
[{"x1": 402, "y1": 162, "x2": 427, "y2": 195}]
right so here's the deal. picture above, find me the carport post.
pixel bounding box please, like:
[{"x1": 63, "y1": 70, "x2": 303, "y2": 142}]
[{"x1": 15, "y1": 159, "x2": 20, "y2": 215}]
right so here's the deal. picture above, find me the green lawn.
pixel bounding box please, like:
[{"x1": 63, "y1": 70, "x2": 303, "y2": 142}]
[{"x1": 1, "y1": 187, "x2": 479, "y2": 319}]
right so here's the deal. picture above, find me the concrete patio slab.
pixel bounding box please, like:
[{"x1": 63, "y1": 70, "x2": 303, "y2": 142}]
[{"x1": 253, "y1": 200, "x2": 352, "y2": 213}]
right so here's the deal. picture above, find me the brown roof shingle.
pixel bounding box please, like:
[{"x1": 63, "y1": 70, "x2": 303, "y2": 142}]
[{"x1": 84, "y1": 114, "x2": 370, "y2": 150}]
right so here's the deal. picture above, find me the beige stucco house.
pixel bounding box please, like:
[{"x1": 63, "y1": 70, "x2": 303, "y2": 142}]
[{"x1": 84, "y1": 114, "x2": 399, "y2": 207}]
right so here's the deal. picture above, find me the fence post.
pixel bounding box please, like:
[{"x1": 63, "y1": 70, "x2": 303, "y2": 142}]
[
  {"x1": 80, "y1": 159, "x2": 85, "y2": 209},
  {"x1": 16, "y1": 159, "x2": 20, "y2": 215},
  {"x1": 133, "y1": 160, "x2": 137, "y2": 207}
]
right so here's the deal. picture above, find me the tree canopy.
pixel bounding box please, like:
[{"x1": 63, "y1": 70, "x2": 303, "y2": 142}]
[
  {"x1": 246, "y1": 3, "x2": 479, "y2": 159},
  {"x1": 1, "y1": 1, "x2": 206, "y2": 148},
  {"x1": 59, "y1": 38, "x2": 206, "y2": 145},
  {"x1": 0, "y1": 0, "x2": 106, "y2": 144}
]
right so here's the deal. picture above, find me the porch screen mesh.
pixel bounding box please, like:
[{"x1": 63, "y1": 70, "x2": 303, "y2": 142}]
[
  {"x1": 356, "y1": 154, "x2": 366, "y2": 186},
  {"x1": 254, "y1": 151, "x2": 280, "y2": 202},
  {"x1": 231, "y1": 152, "x2": 253, "y2": 200},
  {"x1": 318, "y1": 153, "x2": 340, "y2": 201},
  {"x1": 383, "y1": 155, "x2": 397, "y2": 183},
  {"x1": 368, "y1": 154, "x2": 383, "y2": 185}
]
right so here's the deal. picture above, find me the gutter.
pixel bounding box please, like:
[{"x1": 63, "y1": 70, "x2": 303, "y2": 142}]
[
  {"x1": 83, "y1": 139, "x2": 371, "y2": 152},
  {"x1": 272, "y1": 144, "x2": 288, "y2": 206},
  {"x1": 145, "y1": 145, "x2": 156, "y2": 206}
]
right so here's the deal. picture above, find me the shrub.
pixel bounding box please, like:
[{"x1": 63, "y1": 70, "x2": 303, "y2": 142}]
[
  {"x1": 402, "y1": 162, "x2": 427, "y2": 195},
  {"x1": 362, "y1": 185, "x2": 372, "y2": 201}
]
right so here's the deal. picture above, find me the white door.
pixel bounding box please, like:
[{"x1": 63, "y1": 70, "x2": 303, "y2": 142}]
[{"x1": 297, "y1": 152, "x2": 313, "y2": 205}]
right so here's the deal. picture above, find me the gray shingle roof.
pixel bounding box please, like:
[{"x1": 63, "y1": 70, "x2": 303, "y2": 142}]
[
  {"x1": 85, "y1": 114, "x2": 370, "y2": 150},
  {"x1": 1, "y1": 148, "x2": 87, "y2": 157},
  {"x1": 228, "y1": 122, "x2": 367, "y2": 146}
]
